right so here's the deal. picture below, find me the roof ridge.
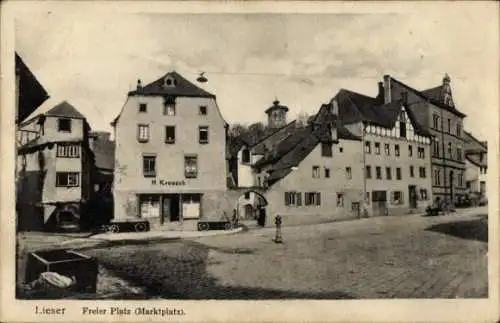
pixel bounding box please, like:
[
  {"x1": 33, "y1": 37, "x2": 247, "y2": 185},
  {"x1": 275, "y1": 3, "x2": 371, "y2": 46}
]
[
  {"x1": 244, "y1": 120, "x2": 297, "y2": 147},
  {"x1": 464, "y1": 131, "x2": 488, "y2": 150}
]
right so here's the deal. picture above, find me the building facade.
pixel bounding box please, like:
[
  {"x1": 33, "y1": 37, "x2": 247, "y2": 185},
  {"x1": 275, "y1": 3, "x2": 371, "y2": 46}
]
[
  {"x1": 330, "y1": 88, "x2": 433, "y2": 216},
  {"x1": 464, "y1": 131, "x2": 488, "y2": 203},
  {"x1": 383, "y1": 74, "x2": 467, "y2": 205},
  {"x1": 16, "y1": 101, "x2": 94, "y2": 231},
  {"x1": 112, "y1": 72, "x2": 228, "y2": 229}
]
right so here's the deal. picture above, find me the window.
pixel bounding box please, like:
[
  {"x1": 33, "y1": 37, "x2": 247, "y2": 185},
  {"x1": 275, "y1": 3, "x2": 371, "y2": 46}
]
[
  {"x1": 365, "y1": 141, "x2": 371, "y2": 154},
  {"x1": 418, "y1": 147, "x2": 425, "y2": 159},
  {"x1": 435, "y1": 169, "x2": 441, "y2": 185},
  {"x1": 57, "y1": 144, "x2": 79, "y2": 158},
  {"x1": 384, "y1": 143, "x2": 390, "y2": 155},
  {"x1": 419, "y1": 189, "x2": 428, "y2": 201},
  {"x1": 163, "y1": 97, "x2": 176, "y2": 116},
  {"x1": 479, "y1": 153, "x2": 484, "y2": 163},
  {"x1": 143, "y1": 155, "x2": 156, "y2": 177},
  {"x1": 433, "y1": 114, "x2": 440, "y2": 129},
  {"x1": 419, "y1": 166, "x2": 427, "y2": 178},
  {"x1": 456, "y1": 123, "x2": 462, "y2": 137},
  {"x1": 447, "y1": 142, "x2": 452, "y2": 157},
  {"x1": 376, "y1": 166, "x2": 382, "y2": 179},
  {"x1": 199, "y1": 126, "x2": 209, "y2": 144},
  {"x1": 433, "y1": 139, "x2": 440, "y2": 157},
  {"x1": 324, "y1": 168, "x2": 331, "y2": 178},
  {"x1": 139, "y1": 103, "x2": 147, "y2": 113},
  {"x1": 456, "y1": 147, "x2": 462, "y2": 161},
  {"x1": 321, "y1": 143, "x2": 333, "y2": 157},
  {"x1": 410, "y1": 166, "x2": 415, "y2": 178},
  {"x1": 339, "y1": 147, "x2": 343, "y2": 153},
  {"x1": 345, "y1": 167, "x2": 352, "y2": 180},
  {"x1": 391, "y1": 191, "x2": 404, "y2": 205},
  {"x1": 199, "y1": 106, "x2": 207, "y2": 115},
  {"x1": 312, "y1": 166, "x2": 320, "y2": 178},
  {"x1": 165, "y1": 126, "x2": 176, "y2": 144},
  {"x1": 366, "y1": 192, "x2": 370, "y2": 202},
  {"x1": 137, "y1": 124, "x2": 150, "y2": 142},
  {"x1": 458, "y1": 172, "x2": 464, "y2": 187},
  {"x1": 395, "y1": 144, "x2": 400, "y2": 157},
  {"x1": 396, "y1": 167, "x2": 402, "y2": 180},
  {"x1": 384, "y1": 167, "x2": 391, "y2": 180},
  {"x1": 139, "y1": 195, "x2": 161, "y2": 218},
  {"x1": 399, "y1": 118, "x2": 407, "y2": 138},
  {"x1": 56, "y1": 172, "x2": 79, "y2": 187},
  {"x1": 244, "y1": 192, "x2": 250, "y2": 199},
  {"x1": 408, "y1": 145, "x2": 413, "y2": 157},
  {"x1": 447, "y1": 119, "x2": 451, "y2": 133},
  {"x1": 184, "y1": 155, "x2": 198, "y2": 178},
  {"x1": 365, "y1": 166, "x2": 372, "y2": 179},
  {"x1": 242, "y1": 149, "x2": 250, "y2": 164},
  {"x1": 285, "y1": 192, "x2": 302, "y2": 206},
  {"x1": 375, "y1": 142, "x2": 381, "y2": 155},
  {"x1": 336, "y1": 193, "x2": 344, "y2": 207},
  {"x1": 305, "y1": 192, "x2": 321, "y2": 206},
  {"x1": 58, "y1": 118, "x2": 72, "y2": 132}
]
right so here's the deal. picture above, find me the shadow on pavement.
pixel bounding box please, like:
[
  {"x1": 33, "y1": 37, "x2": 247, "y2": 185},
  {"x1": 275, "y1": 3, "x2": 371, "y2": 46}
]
[
  {"x1": 81, "y1": 241, "x2": 355, "y2": 300},
  {"x1": 425, "y1": 217, "x2": 488, "y2": 243}
]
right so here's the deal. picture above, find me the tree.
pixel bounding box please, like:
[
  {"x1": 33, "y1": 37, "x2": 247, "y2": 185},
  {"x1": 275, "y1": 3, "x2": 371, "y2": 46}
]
[
  {"x1": 228, "y1": 123, "x2": 248, "y2": 138},
  {"x1": 296, "y1": 111, "x2": 311, "y2": 128}
]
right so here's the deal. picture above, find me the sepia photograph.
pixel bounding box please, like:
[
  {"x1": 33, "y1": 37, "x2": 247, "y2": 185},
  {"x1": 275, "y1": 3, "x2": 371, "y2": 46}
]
[{"x1": 2, "y1": 1, "x2": 499, "y2": 322}]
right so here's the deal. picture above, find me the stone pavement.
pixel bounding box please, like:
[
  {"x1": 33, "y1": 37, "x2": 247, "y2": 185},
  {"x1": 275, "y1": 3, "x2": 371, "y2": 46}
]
[{"x1": 77, "y1": 207, "x2": 488, "y2": 299}]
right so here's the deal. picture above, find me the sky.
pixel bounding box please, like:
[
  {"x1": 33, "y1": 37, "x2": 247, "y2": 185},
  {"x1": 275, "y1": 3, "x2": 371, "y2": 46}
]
[{"x1": 15, "y1": 5, "x2": 498, "y2": 141}]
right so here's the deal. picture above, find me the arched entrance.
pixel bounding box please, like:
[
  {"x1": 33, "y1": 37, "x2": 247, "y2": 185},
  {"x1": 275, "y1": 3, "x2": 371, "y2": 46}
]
[{"x1": 234, "y1": 189, "x2": 268, "y2": 227}]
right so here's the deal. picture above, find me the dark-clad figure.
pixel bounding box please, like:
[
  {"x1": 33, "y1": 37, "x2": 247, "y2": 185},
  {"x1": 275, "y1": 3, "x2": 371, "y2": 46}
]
[{"x1": 257, "y1": 206, "x2": 266, "y2": 227}]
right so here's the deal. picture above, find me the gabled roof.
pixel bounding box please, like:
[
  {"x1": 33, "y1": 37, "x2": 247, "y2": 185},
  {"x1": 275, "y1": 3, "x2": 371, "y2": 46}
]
[
  {"x1": 464, "y1": 130, "x2": 487, "y2": 151},
  {"x1": 16, "y1": 53, "x2": 50, "y2": 124},
  {"x1": 389, "y1": 77, "x2": 466, "y2": 118},
  {"x1": 239, "y1": 120, "x2": 297, "y2": 148},
  {"x1": 326, "y1": 89, "x2": 430, "y2": 137},
  {"x1": 421, "y1": 85, "x2": 443, "y2": 101},
  {"x1": 466, "y1": 154, "x2": 487, "y2": 168},
  {"x1": 45, "y1": 101, "x2": 86, "y2": 119},
  {"x1": 128, "y1": 71, "x2": 215, "y2": 98}
]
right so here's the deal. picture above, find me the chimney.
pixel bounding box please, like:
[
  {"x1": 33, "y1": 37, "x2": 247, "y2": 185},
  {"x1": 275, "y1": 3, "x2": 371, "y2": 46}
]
[
  {"x1": 136, "y1": 79, "x2": 142, "y2": 91},
  {"x1": 378, "y1": 82, "x2": 384, "y2": 101},
  {"x1": 383, "y1": 75, "x2": 391, "y2": 104},
  {"x1": 331, "y1": 99, "x2": 339, "y2": 141}
]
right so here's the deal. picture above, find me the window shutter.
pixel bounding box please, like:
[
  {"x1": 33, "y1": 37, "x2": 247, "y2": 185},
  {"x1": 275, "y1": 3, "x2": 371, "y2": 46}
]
[
  {"x1": 316, "y1": 192, "x2": 321, "y2": 206},
  {"x1": 296, "y1": 193, "x2": 302, "y2": 206},
  {"x1": 284, "y1": 192, "x2": 289, "y2": 206}
]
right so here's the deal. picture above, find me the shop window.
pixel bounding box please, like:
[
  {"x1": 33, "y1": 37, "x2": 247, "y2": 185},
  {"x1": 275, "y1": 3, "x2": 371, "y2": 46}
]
[{"x1": 139, "y1": 195, "x2": 161, "y2": 218}]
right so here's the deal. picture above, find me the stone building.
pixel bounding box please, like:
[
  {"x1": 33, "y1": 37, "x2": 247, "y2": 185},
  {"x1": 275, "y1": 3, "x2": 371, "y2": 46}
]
[
  {"x1": 111, "y1": 71, "x2": 229, "y2": 229},
  {"x1": 381, "y1": 74, "x2": 467, "y2": 205},
  {"x1": 328, "y1": 88, "x2": 434, "y2": 216}
]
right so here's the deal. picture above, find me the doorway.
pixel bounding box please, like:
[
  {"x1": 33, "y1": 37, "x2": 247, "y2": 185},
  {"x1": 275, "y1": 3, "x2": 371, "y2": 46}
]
[
  {"x1": 161, "y1": 194, "x2": 180, "y2": 223},
  {"x1": 408, "y1": 185, "x2": 417, "y2": 209},
  {"x1": 372, "y1": 190, "x2": 388, "y2": 216}
]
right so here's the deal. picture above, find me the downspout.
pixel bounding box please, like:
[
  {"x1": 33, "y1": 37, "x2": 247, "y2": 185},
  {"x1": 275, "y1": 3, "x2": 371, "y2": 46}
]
[{"x1": 439, "y1": 102, "x2": 447, "y2": 203}]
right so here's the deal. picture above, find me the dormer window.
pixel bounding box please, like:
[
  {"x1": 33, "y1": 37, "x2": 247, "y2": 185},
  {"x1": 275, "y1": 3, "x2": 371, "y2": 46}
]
[{"x1": 164, "y1": 76, "x2": 177, "y2": 87}]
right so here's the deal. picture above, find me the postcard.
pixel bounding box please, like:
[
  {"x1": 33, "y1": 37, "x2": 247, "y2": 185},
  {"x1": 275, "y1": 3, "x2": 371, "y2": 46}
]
[{"x1": 1, "y1": 1, "x2": 498, "y2": 322}]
